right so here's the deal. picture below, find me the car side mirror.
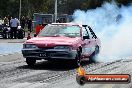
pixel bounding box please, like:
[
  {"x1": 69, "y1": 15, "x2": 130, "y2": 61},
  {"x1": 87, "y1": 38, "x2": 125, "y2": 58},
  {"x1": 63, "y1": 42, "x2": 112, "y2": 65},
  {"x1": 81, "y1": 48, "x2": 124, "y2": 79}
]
[
  {"x1": 34, "y1": 34, "x2": 37, "y2": 37},
  {"x1": 83, "y1": 36, "x2": 89, "y2": 40}
]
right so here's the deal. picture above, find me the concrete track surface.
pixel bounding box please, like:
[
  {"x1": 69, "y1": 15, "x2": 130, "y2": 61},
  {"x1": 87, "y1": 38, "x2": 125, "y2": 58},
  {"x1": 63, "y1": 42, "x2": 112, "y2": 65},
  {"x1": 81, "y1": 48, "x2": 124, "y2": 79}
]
[{"x1": 0, "y1": 53, "x2": 132, "y2": 88}]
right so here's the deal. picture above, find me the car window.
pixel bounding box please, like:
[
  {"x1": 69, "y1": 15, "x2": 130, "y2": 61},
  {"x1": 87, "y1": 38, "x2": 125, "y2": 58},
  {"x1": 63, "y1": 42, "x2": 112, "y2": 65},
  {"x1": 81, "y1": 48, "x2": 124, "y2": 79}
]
[
  {"x1": 82, "y1": 28, "x2": 89, "y2": 36},
  {"x1": 59, "y1": 26, "x2": 80, "y2": 37},
  {"x1": 82, "y1": 27, "x2": 95, "y2": 39},
  {"x1": 38, "y1": 25, "x2": 81, "y2": 37},
  {"x1": 82, "y1": 28, "x2": 90, "y2": 39},
  {"x1": 87, "y1": 28, "x2": 94, "y2": 39}
]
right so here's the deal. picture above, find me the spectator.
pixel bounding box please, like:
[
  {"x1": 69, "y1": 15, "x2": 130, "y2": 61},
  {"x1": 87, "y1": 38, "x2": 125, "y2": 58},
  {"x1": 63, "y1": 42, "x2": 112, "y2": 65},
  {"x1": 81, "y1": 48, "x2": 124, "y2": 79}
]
[
  {"x1": 56, "y1": 18, "x2": 61, "y2": 23},
  {"x1": 20, "y1": 16, "x2": 26, "y2": 29},
  {"x1": 4, "y1": 16, "x2": 9, "y2": 25},
  {"x1": 8, "y1": 15, "x2": 12, "y2": 27},
  {"x1": 10, "y1": 16, "x2": 20, "y2": 39},
  {"x1": 0, "y1": 18, "x2": 3, "y2": 30},
  {"x1": 27, "y1": 18, "x2": 32, "y2": 32},
  {"x1": 0, "y1": 17, "x2": 3, "y2": 24}
]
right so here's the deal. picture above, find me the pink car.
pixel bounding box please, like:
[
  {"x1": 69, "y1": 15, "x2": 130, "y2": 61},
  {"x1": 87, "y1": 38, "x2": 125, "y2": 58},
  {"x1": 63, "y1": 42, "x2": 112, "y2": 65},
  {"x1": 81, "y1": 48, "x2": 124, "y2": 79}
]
[{"x1": 22, "y1": 23, "x2": 101, "y2": 66}]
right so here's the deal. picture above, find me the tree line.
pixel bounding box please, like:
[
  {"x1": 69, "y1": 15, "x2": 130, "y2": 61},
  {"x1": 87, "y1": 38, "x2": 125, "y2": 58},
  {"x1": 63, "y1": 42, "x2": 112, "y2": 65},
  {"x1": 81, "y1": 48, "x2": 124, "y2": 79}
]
[{"x1": 0, "y1": 0, "x2": 132, "y2": 18}]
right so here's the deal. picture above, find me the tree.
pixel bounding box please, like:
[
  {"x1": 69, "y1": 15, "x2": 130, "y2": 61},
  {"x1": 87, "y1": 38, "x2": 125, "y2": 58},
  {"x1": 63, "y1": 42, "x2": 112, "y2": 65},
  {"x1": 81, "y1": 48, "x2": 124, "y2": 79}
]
[{"x1": 0, "y1": 0, "x2": 132, "y2": 18}]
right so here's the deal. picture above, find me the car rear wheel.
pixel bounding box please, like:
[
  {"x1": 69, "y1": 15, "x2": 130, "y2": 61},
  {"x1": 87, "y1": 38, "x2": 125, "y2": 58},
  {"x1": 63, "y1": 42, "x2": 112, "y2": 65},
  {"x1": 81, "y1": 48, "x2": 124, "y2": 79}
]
[{"x1": 26, "y1": 58, "x2": 36, "y2": 66}]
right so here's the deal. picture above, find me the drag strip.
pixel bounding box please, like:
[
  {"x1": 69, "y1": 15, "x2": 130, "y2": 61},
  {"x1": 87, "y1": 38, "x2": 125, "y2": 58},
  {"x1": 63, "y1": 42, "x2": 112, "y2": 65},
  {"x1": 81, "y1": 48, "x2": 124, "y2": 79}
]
[{"x1": 0, "y1": 55, "x2": 132, "y2": 88}]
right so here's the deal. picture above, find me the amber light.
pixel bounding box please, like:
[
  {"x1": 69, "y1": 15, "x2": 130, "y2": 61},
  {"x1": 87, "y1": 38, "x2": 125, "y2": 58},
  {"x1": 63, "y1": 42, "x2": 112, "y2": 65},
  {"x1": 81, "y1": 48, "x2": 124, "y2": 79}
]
[{"x1": 77, "y1": 66, "x2": 86, "y2": 76}]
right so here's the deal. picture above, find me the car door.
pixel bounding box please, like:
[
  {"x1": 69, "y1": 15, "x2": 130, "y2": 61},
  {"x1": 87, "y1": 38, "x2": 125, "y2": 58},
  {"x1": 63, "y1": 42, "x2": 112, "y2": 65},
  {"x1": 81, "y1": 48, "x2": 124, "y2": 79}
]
[
  {"x1": 81, "y1": 27, "x2": 93, "y2": 58},
  {"x1": 88, "y1": 26, "x2": 99, "y2": 55},
  {"x1": 81, "y1": 26, "x2": 98, "y2": 58}
]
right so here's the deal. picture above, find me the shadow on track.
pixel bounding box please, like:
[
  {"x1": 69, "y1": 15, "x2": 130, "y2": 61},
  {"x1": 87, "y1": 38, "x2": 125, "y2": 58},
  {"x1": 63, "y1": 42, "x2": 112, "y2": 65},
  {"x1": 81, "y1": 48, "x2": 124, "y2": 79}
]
[{"x1": 17, "y1": 60, "x2": 94, "y2": 71}]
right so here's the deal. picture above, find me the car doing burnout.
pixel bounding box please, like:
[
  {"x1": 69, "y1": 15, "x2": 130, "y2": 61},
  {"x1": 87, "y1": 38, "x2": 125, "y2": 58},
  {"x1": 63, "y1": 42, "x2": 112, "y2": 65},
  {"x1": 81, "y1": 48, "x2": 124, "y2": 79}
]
[{"x1": 22, "y1": 23, "x2": 101, "y2": 66}]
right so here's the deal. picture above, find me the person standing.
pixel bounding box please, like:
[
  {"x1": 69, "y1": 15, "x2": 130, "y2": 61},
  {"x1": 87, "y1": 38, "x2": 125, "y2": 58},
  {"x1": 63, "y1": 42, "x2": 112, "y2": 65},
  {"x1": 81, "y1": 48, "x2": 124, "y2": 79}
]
[
  {"x1": 27, "y1": 18, "x2": 32, "y2": 32},
  {"x1": 20, "y1": 16, "x2": 26, "y2": 29},
  {"x1": 10, "y1": 17, "x2": 20, "y2": 39},
  {"x1": 8, "y1": 15, "x2": 12, "y2": 27},
  {"x1": 3, "y1": 16, "x2": 9, "y2": 25}
]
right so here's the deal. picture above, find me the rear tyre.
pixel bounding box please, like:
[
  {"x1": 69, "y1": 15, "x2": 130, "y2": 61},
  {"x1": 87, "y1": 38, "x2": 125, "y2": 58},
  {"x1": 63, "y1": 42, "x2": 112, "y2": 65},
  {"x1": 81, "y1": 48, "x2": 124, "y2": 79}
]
[{"x1": 26, "y1": 58, "x2": 36, "y2": 66}]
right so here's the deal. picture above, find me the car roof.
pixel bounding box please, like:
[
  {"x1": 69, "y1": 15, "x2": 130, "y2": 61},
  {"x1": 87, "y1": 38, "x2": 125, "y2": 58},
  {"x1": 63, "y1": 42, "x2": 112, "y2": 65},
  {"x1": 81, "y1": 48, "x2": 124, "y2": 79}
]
[{"x1": 51, "y1": 23, "x2": 82, "y2": 27}]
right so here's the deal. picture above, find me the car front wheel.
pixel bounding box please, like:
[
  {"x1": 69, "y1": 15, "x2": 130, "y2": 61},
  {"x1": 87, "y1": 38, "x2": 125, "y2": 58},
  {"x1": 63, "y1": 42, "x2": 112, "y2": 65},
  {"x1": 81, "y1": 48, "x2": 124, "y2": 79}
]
[
  {"x1": 75, "y1": 49, "x2": 82, "y2": 67},
  {"x1": 26, "y1": 58, "x2": 36, "y2": 66}
]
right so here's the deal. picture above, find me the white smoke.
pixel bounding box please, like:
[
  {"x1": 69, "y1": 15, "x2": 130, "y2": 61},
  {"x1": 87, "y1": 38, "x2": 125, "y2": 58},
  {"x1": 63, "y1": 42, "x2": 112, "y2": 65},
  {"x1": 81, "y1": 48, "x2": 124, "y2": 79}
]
[{"x1": 72, "y1": 2, "x2": 132, "y2": 62}]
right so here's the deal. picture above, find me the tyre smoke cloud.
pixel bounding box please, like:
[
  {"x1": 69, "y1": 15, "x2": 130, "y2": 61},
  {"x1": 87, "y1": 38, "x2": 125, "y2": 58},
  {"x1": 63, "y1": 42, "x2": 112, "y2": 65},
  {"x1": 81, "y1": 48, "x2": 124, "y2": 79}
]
[{"x1": 72, "y1": 2, "x2": 132, "y2": 62}]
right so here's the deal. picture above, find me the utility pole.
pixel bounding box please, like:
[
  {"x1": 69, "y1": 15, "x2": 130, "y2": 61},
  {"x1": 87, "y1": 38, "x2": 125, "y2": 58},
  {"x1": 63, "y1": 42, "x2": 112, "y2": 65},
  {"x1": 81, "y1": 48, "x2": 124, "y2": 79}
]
[
  {"x1": 19, "y1": 0, "x2": 21, "y2": 21},
  {"x1": 55, "y1": 0, "x2": 57, "y2": 22}
]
